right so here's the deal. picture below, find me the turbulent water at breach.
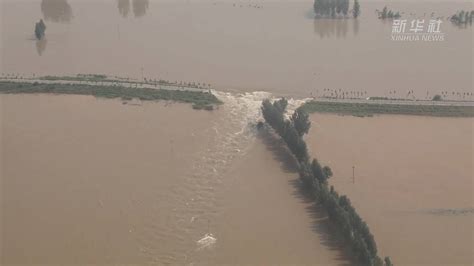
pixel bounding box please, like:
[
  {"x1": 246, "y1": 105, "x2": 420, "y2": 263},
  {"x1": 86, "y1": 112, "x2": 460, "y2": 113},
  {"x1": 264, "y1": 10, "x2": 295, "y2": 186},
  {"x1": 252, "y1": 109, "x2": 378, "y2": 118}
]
[{"x1": 138, "y1": 91, "x2": 272, "y2": 264}]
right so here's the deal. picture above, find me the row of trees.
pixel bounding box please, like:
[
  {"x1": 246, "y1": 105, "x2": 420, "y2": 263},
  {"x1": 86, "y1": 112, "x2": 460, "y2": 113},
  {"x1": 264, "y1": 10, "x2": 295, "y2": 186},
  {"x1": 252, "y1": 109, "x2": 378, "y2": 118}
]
[
  {"x1": 118, "y1": 0, "x2": 150, "y2": 18},
  {"x1": 450, "y1": 10, "x2": 474, "y2": 26},
  {"x1": 261, "y1": 98, "x2": 392, "y2": 266},
  {"x1": 379, "y1": 7, "x2": 401, "y2": 19},
  {"x1": 314, "y1": 0, "x2": 360, "y2": 18}
]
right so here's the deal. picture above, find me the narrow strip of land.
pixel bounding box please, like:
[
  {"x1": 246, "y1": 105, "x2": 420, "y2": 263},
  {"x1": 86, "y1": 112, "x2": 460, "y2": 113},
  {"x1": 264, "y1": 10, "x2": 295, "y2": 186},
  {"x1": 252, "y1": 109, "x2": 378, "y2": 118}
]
[
  {"x1": 1, "y1": 74, "x2": 209, "y2": 90},
  {"x1": 301, "y1": 100, "x2": 474, "y2": 117},
  {"x1": 0, "y1": 80, "x2": 221, "y2": 110},
  {"x1": 2, "y1": 76, "x2": 473, "y2": 116}
]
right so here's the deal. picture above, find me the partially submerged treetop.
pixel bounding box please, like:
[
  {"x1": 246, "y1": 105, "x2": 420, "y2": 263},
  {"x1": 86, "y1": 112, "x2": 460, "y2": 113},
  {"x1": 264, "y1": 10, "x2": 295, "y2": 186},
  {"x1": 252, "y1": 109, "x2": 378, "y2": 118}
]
[{"x1": 35, "y1": 19, "x2": 46, "y2": 40}]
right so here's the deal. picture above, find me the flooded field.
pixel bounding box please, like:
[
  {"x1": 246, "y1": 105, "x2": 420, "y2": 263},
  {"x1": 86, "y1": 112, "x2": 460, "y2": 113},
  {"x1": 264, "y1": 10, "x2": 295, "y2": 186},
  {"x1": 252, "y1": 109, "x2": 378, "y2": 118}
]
[
  {"x1": 2, "y1": 93, "x2": 346, "y2": 265},
  {"x1": 1, "y1": 0, "x2": 473, "y2": 265},
  {"x1": 1, "y1": 0, "x2": 472, "y2": 98},
  {"x1": 213, "y1": 130, "x2": 349, "y2": 265},
  {"x1": 2, "y1": 94, "x2": 217, "y2": 264},
  {"x1": 306, "y1": 114, "x2": 474, "y2": 265}
]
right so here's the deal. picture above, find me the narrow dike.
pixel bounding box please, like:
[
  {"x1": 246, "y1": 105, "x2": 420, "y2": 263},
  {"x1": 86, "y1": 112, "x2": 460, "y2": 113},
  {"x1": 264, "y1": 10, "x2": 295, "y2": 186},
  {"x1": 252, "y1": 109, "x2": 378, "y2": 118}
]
[{"x1": 260, "y1": 98, "x2": 393, "y2": 266}]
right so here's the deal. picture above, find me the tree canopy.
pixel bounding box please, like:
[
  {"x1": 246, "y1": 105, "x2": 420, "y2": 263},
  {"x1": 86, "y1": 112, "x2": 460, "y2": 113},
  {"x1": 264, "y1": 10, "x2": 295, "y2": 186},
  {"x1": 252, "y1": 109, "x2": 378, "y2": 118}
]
[
  {"x1": 292, "y1": 108, "x2": 311, "y2": 137},
  {"x1": 353, "y1": 0, "x2": 360, "y2": 18},
  {"x1": 432, "y1": 95, "x2": 442, "y2": 101},
  {"x1": 314, "y1": 0, "x2": 352, "y2": 18},
  {"x1": 379, "y1": 6, "x2": 401, "y2": 19},
  {"x1": 450, "y1": 10, "x2": 474, "y2": 26},
  {"x1": 35, "y1": 19, "x2": 46, "y2": 40}
]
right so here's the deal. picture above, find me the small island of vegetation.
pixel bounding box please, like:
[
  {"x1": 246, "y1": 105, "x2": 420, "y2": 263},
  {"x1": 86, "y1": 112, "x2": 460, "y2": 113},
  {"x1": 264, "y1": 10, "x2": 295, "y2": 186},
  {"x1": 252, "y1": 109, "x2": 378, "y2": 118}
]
[{"x1": 260, "y1": 98, "x2": 393, "y2": 266}]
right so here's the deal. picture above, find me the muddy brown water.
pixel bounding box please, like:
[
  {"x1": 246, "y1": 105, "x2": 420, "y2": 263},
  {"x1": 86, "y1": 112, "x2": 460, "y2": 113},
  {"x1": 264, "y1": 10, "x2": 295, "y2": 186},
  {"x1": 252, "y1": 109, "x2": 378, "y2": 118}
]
[
  {"x1": 2, "y1": 94, "x2": 218, "y2": 264},
  {"x1": 2, "y1": 93, "x2": 344, "y2": 265},
  {"x1": 1, "y1": 0, "x2": 473, "y2": 99},
  {"x1": 306, "y1": 114, "x2": 474, "y2": 265},
  {"x1": 1, "y1": 0, "x2": 473, "y2": 264},
  {"x1": 4, "y1": 94, "x2": 472, "y2": 265}
]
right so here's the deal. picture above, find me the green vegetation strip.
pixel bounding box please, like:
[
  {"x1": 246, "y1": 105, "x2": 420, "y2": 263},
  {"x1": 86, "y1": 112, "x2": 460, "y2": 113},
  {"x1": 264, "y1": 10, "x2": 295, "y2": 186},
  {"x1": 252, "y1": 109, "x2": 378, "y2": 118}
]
[
  {"x1": 301, "y1": 101, "x2": 474, "y2": 117},
  {"x1": 261, "y1": 99, "x2": 393, "y2": 266},
  {"x1": 0, "y1": 81, "x2": 222, "y2": 110},
  {"x1": 39, "y1": 74, "x2": 107, "y2": 82}
]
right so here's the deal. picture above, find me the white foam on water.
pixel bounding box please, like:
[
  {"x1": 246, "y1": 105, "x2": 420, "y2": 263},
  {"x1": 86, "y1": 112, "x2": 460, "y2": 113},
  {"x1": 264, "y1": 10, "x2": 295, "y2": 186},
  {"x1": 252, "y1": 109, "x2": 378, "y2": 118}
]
[
  {"x1": 196, "y1": 233, "x2": 217, "y2": 251},
  {"x1": 286, "y1": 97, "x2": 312, "y2": 113}
]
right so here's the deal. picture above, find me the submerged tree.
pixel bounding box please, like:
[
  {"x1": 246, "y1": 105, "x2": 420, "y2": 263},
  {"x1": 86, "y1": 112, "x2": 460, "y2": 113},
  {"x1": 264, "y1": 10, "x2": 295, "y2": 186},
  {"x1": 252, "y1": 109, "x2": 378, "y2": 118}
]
[
  {"x1": 353, "y1": 0, "x2": 360, "y2": 18},
  {"x1": 314, "y1": 0, "x2": 352, "y2": 18},
  {"x1": 381, "y1": 6, "x2": 388, "y2": 19},
  {"x1": 379, "y1": 6, "x2": 401, "y2": 19},
  {"x1": 432, "y1": 94, "x2": 442, "y2": 101},
  {"x1": 450, "y1": 10, "x2": 474, "y2": 26},
  {"x1": 342, "y1": 0, "x2": 349, "y2": 16},
  {"x1": 132, "y1": 0, "x2": 149, "y2": 17},
  {"x1": 41, "y1": 0, "x2": 73, "y2": 23},
  {"x1": 117, "y1": 0, "x2": 131, "y2": 18},
  {"x1": 35, "y1": 19, "x2": 47, "y2": 40}
]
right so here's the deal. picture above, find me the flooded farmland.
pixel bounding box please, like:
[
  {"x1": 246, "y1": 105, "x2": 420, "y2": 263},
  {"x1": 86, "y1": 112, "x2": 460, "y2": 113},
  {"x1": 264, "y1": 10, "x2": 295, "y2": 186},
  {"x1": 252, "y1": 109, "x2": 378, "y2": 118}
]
[
  {"x1": 2, "y1": 93, "x2": 348, "y2": 265},
  {"x1": 2, "y1": 94, "x2": 218, "y2": 264},
  {"x1": 1, "y1": 0, "x2": 473, "y2": 265},
  {"x1": 306, "y1": 114, "x2": 474, "y2": 265},
  {"x1": 1, "y1": 0, "x2": 473, "y2": 98}
]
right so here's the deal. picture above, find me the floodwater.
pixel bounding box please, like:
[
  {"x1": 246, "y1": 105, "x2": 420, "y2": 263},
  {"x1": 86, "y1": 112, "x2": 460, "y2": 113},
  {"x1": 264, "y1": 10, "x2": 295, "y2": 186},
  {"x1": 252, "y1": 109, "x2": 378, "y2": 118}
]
[
  {"x1": 2, "y1": 94, "x2": 217, "y2": 264},
  {"x1": 1, "y1": 0, "x2": 473, "y2": 265},
  {"x1": 1, "y1": 93, "x2": 345, "y2": 265},
  {"x1": 306, "y1": 114, "x2": 474, "y2": 265},
  {"x1": 213, "y1": 129, "x2": 349, "y2": 265},
  {"x1": 1, "y1": 0, "x2": 473, "y2": 98}
]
